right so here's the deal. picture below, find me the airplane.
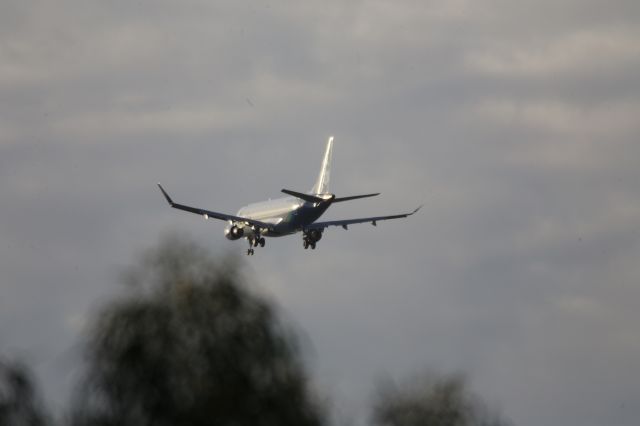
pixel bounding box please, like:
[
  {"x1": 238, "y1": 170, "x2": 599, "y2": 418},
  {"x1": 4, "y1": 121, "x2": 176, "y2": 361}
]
[{"x1": 158, "y1": 136, "x2": 421, "y2": 255}]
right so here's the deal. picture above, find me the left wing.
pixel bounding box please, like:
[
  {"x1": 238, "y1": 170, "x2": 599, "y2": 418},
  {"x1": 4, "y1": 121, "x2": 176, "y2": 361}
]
[
  {"x1": 305, "y1": 206, "x2": 421, "y2": 230},
  {"x1": 157, "y1": 184, "x2": 275, "y2": 230}
]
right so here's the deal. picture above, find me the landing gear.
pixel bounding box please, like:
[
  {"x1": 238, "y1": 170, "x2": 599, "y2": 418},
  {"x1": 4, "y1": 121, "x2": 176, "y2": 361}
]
[
  {"x1": 250, "y1": 237, "x2": 266, "y2": 247},
  {"x1": 246, "y1": 236, "x2": 266, "y2": 255},
  {"x1": 302, "y1": 230, "x2": 321, "y2": 251}
]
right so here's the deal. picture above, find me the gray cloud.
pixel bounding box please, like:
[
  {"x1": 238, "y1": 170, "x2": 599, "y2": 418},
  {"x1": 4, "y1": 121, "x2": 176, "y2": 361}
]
[{"x1": 1, "y1": 1, "x2": 639, "y2": 425}]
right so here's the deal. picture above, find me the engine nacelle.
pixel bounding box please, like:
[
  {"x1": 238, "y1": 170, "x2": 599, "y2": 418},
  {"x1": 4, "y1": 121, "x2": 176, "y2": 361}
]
[
  {"x1": 224, "y1": 225, "x2": 244, "y2": 240},
  {"x1": 307, "y1": 229, "x2": 322, "y2": 242}
]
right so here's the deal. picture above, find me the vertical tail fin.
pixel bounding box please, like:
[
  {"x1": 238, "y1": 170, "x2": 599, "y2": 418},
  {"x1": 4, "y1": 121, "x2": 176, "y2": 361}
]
[
  {"x1": 311, "y1": 136, "x2": 333, "y2": 194},
  {"x1": 311, "y1": 136, "x2": 334, "y2": 194}
]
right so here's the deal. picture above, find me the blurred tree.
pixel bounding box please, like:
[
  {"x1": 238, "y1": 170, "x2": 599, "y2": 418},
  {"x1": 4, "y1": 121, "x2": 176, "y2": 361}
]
[
  {"x1": 371, "y1": 371, "x2": 511, "y2": 426},
  {"x1": 0, "y1": 359, "x2": 48, "y2": 426},
  {"x1": 71, "y1": 234, "x2": 325, "y2": 426}
]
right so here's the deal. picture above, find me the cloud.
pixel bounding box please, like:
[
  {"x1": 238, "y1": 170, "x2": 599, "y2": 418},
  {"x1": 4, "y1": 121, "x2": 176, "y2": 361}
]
[
  {"x1": 1, "y1": 1, "x2": 640, "y2": 426},
  {"x1": 471, "y1": 98, "x2": 640, "y2": 138},
  {"x1": 466, "y1": 28, "x2": 640, "y2": 77},
  {"x1": 51, "y1": 104, "x2": 254, "y2": 137}
]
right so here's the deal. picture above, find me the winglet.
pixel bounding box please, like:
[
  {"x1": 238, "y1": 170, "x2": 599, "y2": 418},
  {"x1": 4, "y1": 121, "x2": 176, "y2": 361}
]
[
  {"x1": 157, "y1": 183, "x2": 174, "y2": 206},
  {"x1": 410, "y1": 205, "x2": 423, "y2": 215}
]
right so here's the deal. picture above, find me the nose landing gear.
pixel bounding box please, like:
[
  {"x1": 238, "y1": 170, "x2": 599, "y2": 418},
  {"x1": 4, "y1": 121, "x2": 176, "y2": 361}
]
[{"x1": 246, "y1": 236, "x2": 266, "y2": 255}]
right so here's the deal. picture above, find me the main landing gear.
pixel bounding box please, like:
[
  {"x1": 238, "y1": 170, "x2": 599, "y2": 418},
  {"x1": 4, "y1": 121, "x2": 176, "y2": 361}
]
[{"x1": 246, "y1": 236, "x2": 266, "y2": 255}]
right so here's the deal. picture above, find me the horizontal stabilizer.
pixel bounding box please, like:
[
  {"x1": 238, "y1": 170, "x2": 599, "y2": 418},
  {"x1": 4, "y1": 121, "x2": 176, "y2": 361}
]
[
  {"x1": 333, "y1": 193, "x2": 380, "y2": 202},
  {"x1": 281, "y1": 189, "x2": 326, "y2": 204}
]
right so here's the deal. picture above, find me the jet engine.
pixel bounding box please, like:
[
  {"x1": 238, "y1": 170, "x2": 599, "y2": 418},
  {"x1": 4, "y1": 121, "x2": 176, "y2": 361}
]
[{"x1": 224, "y1": 225, "x2": 244, "y2": 240}]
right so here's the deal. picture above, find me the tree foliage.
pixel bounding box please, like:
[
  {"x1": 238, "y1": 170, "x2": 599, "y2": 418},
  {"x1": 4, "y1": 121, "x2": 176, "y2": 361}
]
[
  {"x1": 372, "y1": 371, "x2": 511, "y2": 426},
  {"x1": 71, "y1": 234, "x2": 325, "y2": 426},
  {"x1": 0, "y1": 359, "x2": 47, "y2": 426},
  {"x1": 2, "y1": 235, "x2": 517, "y2": 426}
]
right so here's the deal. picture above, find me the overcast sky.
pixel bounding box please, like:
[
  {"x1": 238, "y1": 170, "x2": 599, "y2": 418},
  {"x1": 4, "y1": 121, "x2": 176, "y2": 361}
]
[{"x1": 1, "y1": 1, "x2": 640, "y2": 425}]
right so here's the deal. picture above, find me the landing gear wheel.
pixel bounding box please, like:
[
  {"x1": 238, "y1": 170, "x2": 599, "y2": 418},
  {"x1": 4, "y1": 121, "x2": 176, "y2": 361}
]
[
  {"x1": 259, "y1": 238, "x2": 265, "y2": 247},
  {"x1": 302, "y1": 229, "x2": 322, "y2": 251},
  {"x1": 247, "y1": 248, "x2": 254, "y2": 256}
]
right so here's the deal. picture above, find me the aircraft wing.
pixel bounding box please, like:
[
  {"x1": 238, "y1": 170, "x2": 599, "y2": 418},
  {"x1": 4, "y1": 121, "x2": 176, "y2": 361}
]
[
  {"x1": 157, "y1": 184, "x2": 275, "y2": 230},
  {"x1": 305, "y1": 206, "x2": 422, "y2": 230}
]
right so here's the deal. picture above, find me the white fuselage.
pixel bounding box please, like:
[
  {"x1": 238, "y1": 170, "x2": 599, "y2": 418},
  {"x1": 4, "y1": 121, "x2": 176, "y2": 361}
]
[
  {"x1": 227, "y1": 195, "x2": 330, "y2": 238},
  {"x1": 237, "y1": 197, "x2": 301, "y2": 224}
]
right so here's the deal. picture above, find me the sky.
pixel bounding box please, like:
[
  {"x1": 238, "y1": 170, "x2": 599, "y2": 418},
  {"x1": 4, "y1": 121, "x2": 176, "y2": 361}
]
[{"x1": 1, "y1": 0, "x2": 640, "y2": 424}]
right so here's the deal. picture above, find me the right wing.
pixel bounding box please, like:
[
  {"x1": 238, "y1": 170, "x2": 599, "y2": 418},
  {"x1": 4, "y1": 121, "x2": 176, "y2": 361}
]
[
  {"x1": 157, "y1": 184, "x2": 274, "y2": 230},
  {"x1": 305, "y1": 206, "x2": 422, "y2": 230}
]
